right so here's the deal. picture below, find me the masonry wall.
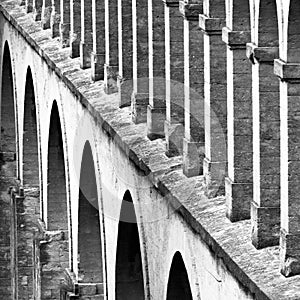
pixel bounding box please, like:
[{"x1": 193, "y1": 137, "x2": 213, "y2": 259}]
[
  {"x1": 0, "y1": 9, "x2": 258, "y2": 300},
  {"x1": 1, "y1": 0, "x2": 300, "y2": 299}
]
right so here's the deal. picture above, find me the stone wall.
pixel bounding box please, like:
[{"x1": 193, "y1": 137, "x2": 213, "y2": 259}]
[{"x1": 0, "y1": 0, "x2": 300, "y2": 299}]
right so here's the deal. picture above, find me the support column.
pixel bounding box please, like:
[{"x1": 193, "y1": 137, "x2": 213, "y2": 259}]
[
  {"x1": 180, "y1": 1, "x2": 204, "y2": 176},
  {"x1": 33, "y1": 0, "x2": 43, "y2": 21},
  {"x1": 59, "y1": 0, "x2": 70, "y2": 47},
  {"x1": 223, "y1": 28, "x2": 252, "y2": 221},
  {"x1": 274, "y1": 60, "x2": 300, "y2": 276},
  {"x1": 50, "y1": 0, "x2": 60, "y2": 38},
  {"x1": 147, "y1": 0, "x2": 166, "y2": 138},
  {"x1": 104, "y1": 0, "x2": 119, "y2": 93},
  {"x1": 131, "y1": 0, "x2": 149, "y2": 123},
  {"x1": 26, "y1": 0, "x2": 33, "y2": 13},
  {"x1": 199, "y1": 5, "x2": 227, "y2": 197},
  {"x1": 164, "y1": 0, "x2": 184, "y2": 156},
  {"x1": 91, "y1": 0, "x2": 105, "y2": 81},
  {"x1": 117, "y1": 0, "x2": 133, "y2": 106},
  {"x1": 70, "y1": 0, "x2": 81, "y2": 58},
  {"x1": 41, "y1": 0, "x2": 52, "y2": 29},
  {"x1": 80, "y1": 0, "x2": 93, "y2": 68},
  {"x1": 246, "y1": 44, "x2": 280, "y2": 249}
]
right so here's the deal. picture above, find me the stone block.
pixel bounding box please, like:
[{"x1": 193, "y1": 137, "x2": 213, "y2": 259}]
[
  {"x1": 164, "y1": 120, "x2": 184, "y2": 157},
  {"x1": 91, "y1": 52, "x2": 105, "y2": 81},
  {"x1": 182, "y1": 138, "x2": 204, "y2": 177},
  {"x1": 280, "y1": 229, "x2": 300, "y2": 277},
  {"x1": 203, "y1": 158, "x2": 226, "y2": 197},
  {"x1": 80, "y1": 41, "x2": 92, "y2": 69},
  {"x1": 147, "y1": 105, "x2": 166, "y2": 140},
  {"x1": 60, "y1": 22, "x2": 70, "y2": 48},
  {"x1": 117, "y1": 76, "x2": 133, "y2": 108},
  {"x1": 225, "y1": 177, "x2": 252, "y2": 221},
  {"x1": 104, "y1": 64, "x2": 119, "y2": 94},
  {"x1": 251, "y1": 202, "x2": 280, "y2": 249},
  {"x1": 131, "y1": 92, "x2": 149, "y2": 124}
]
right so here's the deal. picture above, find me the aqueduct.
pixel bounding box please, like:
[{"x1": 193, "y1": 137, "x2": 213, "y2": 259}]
[{"x1": 0, "y1": 0, "x2": 300, "y2": 298}]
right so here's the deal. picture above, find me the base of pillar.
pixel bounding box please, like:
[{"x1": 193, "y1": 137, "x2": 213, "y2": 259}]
[
  {"x1": 59, "y1": 22, "x2": 70, "y2": 48},
  {"x1": 41, "y1": 7, "x2": 52, "y2": 30},
  {"x1": 50, "y1": 13, "x2": 60, "y2": 38},
  {"x1": 131, "y1": 92, "x2": 149, "y2": 124},
  {"x1": 251, "y1": 202, "x2": 280, "y2": 249},
  {"x1": 182, "y1": 138, "x2": 204, "y2": 177},
  {"x1": 80, "y1": 41, "x2": 92, "y2": 69},
  {"x1": 280, "y1": 229, "x2": 300, "y2": 277},
  {"x1": 26, "y1": 2, "x2": 33, "y2": 13},
  {"x1": 203, "y1": 157, "x2": 226, "y2": 198},
  {"x1": 104, "y1": 64, "x2": 119, "y2": 94},
  {"x1": 70, "y1": 39, "x2": 80, "y2": 58},
  {"x1": 147, "y1": 105, "x2": 166, "y2": 140},
  {"x1": 33, "y1": 8, "x2": 42, "y2": 21},
  {"x1": 91, "y1": 52, "x2": 105, "y2": 81},
  {"x1": 164, "y1": 120, "x2": 184, "y2": 157},
  {"x1": 225, "y1": 177, "x2": 252, "y2": 222},
  {"x1": 117, "y1": 76, "x2": 132, "y2": 108}
]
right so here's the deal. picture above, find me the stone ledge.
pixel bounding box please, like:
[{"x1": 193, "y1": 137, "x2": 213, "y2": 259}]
[
  {"x1": 222, "y1": 27, "x2": 250, "y2": 49},
  {"x1": 246, "y1": 43, "x2": 279, "y2": 64},
  {"x1": 199, "y1": 14, "x2": 225, "y2": 35},
  {"x1": 179, "y1": 1, "x2": 202, "y2": 21},
  {"x1": 162, "y1": 0, "x2": 179, "y2": 7},
  {"x1": 274, "y1": 59, "x2": 300, "y2": 81},
  {"x1": 1, "y1": 1, "x2": 300, "y2": 299}
]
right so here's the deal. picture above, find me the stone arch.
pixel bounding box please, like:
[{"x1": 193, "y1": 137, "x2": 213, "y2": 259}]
[
  {"x1": 166, "y1": 251, "x2": 192, "y2": 300},
  {"x1": 258, "y1": 0, "x2": 279, "y2": 46},
  {"x1": 23, "y1": 67, "x2": 39, "y2": 187},
  {"x1": 47, "y1": 100, "x2": 68, "y2": 232},
  {"x1": 78, "y1": 141, "x2": 104, "y2": 284},
  {"x1": 287, "y1": 0, "x2": 300, "y2": 62},
  {"x1": 115, "y1": 190, "x2": 145, "y2": 299},
  {"x1": 1, "y1": 41, "x2": 16, "y2": 166}
]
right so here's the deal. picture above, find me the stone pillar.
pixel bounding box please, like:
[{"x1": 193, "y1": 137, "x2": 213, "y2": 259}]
[
  {"x1": 274, "y1": 60, "x2": 300, "y2": 276},
  {"x1": 131, "y1": 0, "x2": 149, "y2": 124},
  {"x1": 33, "y1": 0, "x2": 43, "y2": 21},
  {"x1": 50, "y1": 0, "x2": 60, "y2": 38},
  {"x1": 246, "y1": 44, "x2": 280, "y2": 249},
  {"x1": 59, "y1": 0, "x2": 70, "y2": 47},
  {"x1": 70, "y1": 0, "x2": 81, "y2": 58},
  {"x1": 104, "y1": 0, "x2": 119, "y2": 93},
  {"x1": 164, "y1": 0, "x2": 184, "y2": 156},
  {"x1": 26, "y1": 0, "x2": 33, "y2": 13},
  {"x1": 199, "y1": 4, "x2": 227, "y2": 197},
  {"x1": 180, "y1": 1, "x2": 204, "y2": 177},
  {"x1": 117, "y1": 0, "x2": 133, "y2": 106},
  {"x1": 11, "y1": 187, "x2": 41, "y2": 300},
  {"x1": 91, "y1": 0, "x2": 105, "y2": 81},
  {"x1": 146, "y1": 0, "x2": 166, "y2": 139},
  {"x1": 41, "y1": 0, "x2": 52, "y2": 29},
  {"x1": 222, "y1": 28, "x2": 252, "y2": 221},
  {"x1": 40, "y1": 230, "x2": 69, "y2": 299},
  {"x1": 80, "y1": 0, "x2": 93, "y2": 68}
]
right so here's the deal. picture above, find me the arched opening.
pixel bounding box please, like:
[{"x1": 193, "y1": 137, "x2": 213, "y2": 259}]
[
  {"x1": 1, "y1": 42, "x2": 16, "y2": 165},
  {"x1": 258, "y1": 0, "x2": 278, "y2": 47},
  {"x1": 115, "y1": 191, "x2": 145, "y2": 299},
  {"x1": 166, "y1": 252, "x2": 192, "y2": 300},
  {"x1": 231, "y1": 0, "x2": 250, "y2": 30},
  {"x1": 47, "y1": 101, "x2": 68, "y2": 231},
  {"x1": 78, "y1": 141, "x2": 103, "y2": 284},
  {"x1": 23, "y1": 67, "x2": 39, "y2": 187},
  {"x1": 287, "y1": 0, "x2": 300, "y2": 63},
  {"x1": 0, "y1": 41, "x2": 16, "y2": 300}
]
